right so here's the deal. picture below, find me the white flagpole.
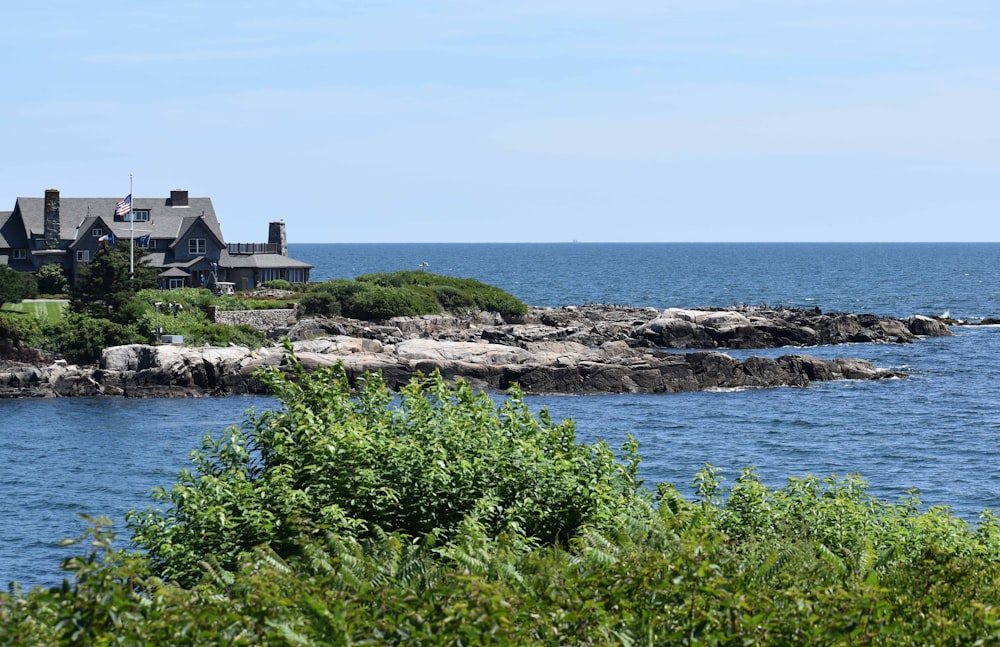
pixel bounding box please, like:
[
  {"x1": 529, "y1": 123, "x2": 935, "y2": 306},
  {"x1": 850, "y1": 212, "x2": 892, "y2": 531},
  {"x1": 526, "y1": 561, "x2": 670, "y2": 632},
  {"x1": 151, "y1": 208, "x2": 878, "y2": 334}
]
[{"x1": 129, "y1": 173, "x2": 134, "y2": 279}]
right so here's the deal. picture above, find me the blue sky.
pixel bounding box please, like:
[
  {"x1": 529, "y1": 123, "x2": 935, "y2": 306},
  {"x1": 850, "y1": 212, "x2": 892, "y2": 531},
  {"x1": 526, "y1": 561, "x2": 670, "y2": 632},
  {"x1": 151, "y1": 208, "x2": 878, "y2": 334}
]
[{"x1": 2, "y1": 1, "x2": 998, "y2": 243}]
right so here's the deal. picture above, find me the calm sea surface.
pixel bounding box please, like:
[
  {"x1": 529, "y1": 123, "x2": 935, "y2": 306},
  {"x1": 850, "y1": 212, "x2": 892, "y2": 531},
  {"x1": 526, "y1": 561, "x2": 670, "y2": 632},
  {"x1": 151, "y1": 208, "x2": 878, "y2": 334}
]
[{"x1": 4, "y1": 243, "x2": 1000, "y2": 589}]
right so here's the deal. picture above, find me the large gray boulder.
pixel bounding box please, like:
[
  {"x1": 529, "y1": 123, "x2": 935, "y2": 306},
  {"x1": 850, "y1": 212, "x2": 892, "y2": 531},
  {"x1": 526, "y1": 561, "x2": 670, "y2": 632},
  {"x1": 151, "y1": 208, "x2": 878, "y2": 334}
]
[{"x1": 907, "y1": 315, "x2": 952, "y2": 337}]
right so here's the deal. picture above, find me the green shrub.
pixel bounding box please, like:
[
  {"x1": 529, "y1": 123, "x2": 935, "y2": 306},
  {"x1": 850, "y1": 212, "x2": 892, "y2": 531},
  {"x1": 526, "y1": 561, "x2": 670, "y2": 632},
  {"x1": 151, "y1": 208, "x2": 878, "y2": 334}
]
[
  {"x1": 341, "y1": 284, "x2": 437, "y2": 320},
  {"x1": 358, "y1": 270, "x2": 528, "y2": 317},
  {"x1": 36, "y1": 264, "x2": 69, "y2": 296},
  {"x1": 128, "y1": 344, "x2": 648, "y2": 586},
  {"x1": 263, "y1": 279, "x2": 291, "y2": 290},
  {"x1": 309, "y1": 278, "x2": 369, "y2": 300},
  {"x1": 46, "y1": 314, "x2": 140, "y2": 364},
  {"x1": 300, "y1": 272, "x2": 528, "y2": 321},
  {"x1": 19, "y1": 272, "x2": 38, "y2": 300},
  {"x1": 297, "y1": 291, "x2": 340, "y2": 317},
  {"x1": 0, "y1": 269, "x2": 39, "y2": 305},
  {"x1": 429, "y1": 284, "x2": 476, "y2": 311},
  {"x1": 3, "y1": 311, "x2": 143, "y2": 361},
  {"x1": 0, "y1": 312, "x2": 45, "y2": 347}
]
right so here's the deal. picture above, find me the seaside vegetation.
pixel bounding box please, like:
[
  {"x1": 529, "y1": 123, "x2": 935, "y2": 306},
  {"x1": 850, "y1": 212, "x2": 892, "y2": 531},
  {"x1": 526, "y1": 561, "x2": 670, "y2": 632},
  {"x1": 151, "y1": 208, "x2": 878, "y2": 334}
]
[
  {"x1": 2, "y1": 348, "x2": 1000, "y2": 644},
  {"x1": 298, "y1": 270, "x2": 529, "y2": 320}
]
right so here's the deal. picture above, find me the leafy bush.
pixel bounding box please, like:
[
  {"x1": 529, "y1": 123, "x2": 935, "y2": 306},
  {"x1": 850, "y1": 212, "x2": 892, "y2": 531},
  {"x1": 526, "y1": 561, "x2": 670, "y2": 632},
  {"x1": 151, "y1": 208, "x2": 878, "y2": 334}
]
[
  {"x1": 1, "y1": 311, "x2": 142, "y2": 362},
  {"x1": 359, "y1": 270, "x2": 528, "y2": 317},
  {"x1": 297, "y1": 291, "x2": 341, "y2": 317},
  {"x1": 46, "y1": 314, "x2": 140, "y2": 364},
  {"x1": 0, "y1": 312, "x2": 45, "y2": 347},
  {"x1": 299, "y1": 271, "x2": 528, "y2": 320},
  {"x1": 263, "y1": 279, "x2": 292, "y2": 290},
  {"x1": 36, "y1": 264, "x2": 69, "y2": 296},
  {"x1": 0, "y1": 265, "x2": 33, "y2": 307},
  {"x1": 341, "y1": 283, "x2": 437, "y2": 319},
  {"x1": 19, "y1": 272, "x2": 39, "y2": 300},
  {"x1": 128, "y1": 344, "x2": 648, "y2": 586}
]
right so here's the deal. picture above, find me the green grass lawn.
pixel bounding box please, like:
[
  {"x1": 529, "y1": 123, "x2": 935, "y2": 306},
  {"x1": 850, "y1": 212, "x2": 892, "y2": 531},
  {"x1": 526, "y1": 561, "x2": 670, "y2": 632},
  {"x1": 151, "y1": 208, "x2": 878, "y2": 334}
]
[{"x1": 0, "y1": 299, "x2": 69, "y2": 322}]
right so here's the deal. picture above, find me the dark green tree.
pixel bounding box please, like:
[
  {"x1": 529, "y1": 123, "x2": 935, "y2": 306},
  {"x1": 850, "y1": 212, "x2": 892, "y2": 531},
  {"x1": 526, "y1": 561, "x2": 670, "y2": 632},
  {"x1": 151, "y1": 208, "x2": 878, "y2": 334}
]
[
  {"x1": 72, "y1": 244, "x2": 157, "y2": 321},
  {"x1": 0, "y1": 265, "x2": 32, "y2": 308},
  {"x1": 36, "y1": 263, "x2": 69, "y2": 295}
]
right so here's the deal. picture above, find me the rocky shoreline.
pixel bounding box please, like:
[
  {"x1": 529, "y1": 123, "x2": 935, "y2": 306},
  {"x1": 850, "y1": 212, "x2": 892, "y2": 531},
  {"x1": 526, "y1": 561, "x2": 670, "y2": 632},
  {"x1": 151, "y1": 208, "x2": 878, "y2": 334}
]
[{"x1": 0, "y1": 305, "x2": 952, "y2": 398}]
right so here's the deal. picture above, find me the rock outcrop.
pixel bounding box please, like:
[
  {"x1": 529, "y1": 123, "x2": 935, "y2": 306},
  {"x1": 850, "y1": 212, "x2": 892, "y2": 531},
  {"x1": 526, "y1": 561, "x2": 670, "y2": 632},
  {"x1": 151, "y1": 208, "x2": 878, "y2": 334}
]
[
  {"x1": 1, "y1": 305, "x2": 950, "y2": 398},
  {"x1": 1, "y1": 337, "x2": 902, "y2": 398}
]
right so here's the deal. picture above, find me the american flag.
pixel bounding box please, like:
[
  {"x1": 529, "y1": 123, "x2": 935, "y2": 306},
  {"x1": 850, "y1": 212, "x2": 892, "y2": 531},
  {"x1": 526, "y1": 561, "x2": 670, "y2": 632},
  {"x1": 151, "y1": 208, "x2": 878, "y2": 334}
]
[{"x1": 115, "y1": 194, "x2": 131, "y2": 218}]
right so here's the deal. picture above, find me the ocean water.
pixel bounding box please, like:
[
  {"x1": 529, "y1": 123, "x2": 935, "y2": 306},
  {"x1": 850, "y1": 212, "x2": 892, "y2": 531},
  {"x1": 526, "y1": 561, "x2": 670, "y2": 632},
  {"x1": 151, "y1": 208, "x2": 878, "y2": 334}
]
[{"x1": 3, "y1": 242, "x2": 1000, "y2": 589}]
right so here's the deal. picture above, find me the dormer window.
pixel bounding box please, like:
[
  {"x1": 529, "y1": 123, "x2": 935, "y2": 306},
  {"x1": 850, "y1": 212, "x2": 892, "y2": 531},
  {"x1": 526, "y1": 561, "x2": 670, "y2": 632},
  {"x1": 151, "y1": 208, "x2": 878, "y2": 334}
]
[
  {"x1": 189, "y1": 238, "x2": 206, "y2": 254},
  {"x1": 92, "y1": 227, "x2": 105, "y2": 238},
  {"x1": 132, "y1": 209, "x2": 150, "y2": 222}
]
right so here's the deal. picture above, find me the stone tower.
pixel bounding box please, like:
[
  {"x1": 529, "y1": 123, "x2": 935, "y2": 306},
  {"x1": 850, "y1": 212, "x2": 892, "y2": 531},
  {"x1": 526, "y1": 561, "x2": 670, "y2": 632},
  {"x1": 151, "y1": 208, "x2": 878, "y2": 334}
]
[{"x1": 268, "y1": 220, "x2": 287, "y2": 256}]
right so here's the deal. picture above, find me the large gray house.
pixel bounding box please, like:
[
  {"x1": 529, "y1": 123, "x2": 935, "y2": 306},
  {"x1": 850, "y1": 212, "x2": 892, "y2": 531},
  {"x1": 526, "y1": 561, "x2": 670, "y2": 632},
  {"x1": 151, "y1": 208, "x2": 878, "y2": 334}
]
[{"x1": 0, "y1": 188, "x2": 311, "y2": 290}]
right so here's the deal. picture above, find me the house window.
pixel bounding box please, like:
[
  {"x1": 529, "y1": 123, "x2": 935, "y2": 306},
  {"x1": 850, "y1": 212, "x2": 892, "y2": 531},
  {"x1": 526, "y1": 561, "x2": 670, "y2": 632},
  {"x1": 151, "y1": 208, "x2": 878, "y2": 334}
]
[
  {"x1": 12, "y1": 249, "x2": 27, "y2": 260},
  {"x1": 287, "y1": 268, "x2": 304, "y2": 283},
  {"x1": 92, "y1": 227, "x2": 105, "y2": 238},
  {"x1": 131, "y1": 210, "x2": 150, "y2": 222},
  {"x1": 168, "y1": 278, "x2": 185, "y2": 289},
  {"x1": 189, "y1": 238, "x2": 206, "y2": 255},
  {"x1": 77, "y1": 250, "x2": 90, "y2": 262}
]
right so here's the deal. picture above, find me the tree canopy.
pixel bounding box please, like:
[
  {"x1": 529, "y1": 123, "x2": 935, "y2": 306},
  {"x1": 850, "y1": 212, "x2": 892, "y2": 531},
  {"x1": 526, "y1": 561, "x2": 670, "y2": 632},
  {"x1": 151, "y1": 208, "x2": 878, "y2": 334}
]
[
  {"x1": 36, "y1": 264, "x2": 69, "y2": 296},
  {"x1": 71, "y1": 244, "x2": 157, "y2": 320},
  {"x1": 0, "y1": 264, "x2": 37, "y2": 308}
]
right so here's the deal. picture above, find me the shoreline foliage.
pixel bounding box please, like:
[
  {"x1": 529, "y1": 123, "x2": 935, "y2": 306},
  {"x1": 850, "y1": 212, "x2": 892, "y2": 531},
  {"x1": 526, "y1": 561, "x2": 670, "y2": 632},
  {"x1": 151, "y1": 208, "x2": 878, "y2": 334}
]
[
  {"x1": 2, "y1": 350, "x2": 1000, "y2": 643},
  {"x1": 298, "y1": 270, "x2": 528, "y2": 320}
]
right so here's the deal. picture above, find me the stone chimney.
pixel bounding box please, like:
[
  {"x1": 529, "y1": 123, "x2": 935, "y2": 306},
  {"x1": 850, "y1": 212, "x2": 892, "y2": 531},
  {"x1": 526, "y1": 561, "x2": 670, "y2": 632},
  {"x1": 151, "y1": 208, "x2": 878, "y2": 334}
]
[
  {"x1": 268, "y1": 220, "x2": 287, "y2": 256},
  {"x1": 169, "y1": 189, "x2": 189, "y2": 207},
  {"x1": 43, "y1": 189, "x2": 61, "y2": 249}
]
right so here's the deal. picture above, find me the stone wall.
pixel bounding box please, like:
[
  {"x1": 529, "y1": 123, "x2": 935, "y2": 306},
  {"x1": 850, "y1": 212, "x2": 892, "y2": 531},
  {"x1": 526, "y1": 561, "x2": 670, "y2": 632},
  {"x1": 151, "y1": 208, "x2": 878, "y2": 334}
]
[{"x1": 209, "y1": 306, "x2": 297, "y2": 331}]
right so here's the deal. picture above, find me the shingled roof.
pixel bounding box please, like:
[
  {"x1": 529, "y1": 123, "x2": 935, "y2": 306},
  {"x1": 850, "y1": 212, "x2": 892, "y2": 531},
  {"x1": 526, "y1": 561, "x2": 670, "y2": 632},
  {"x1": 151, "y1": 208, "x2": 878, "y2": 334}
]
[{"x1": 12, "y1": 195, "x2": 225, "y2": 244}]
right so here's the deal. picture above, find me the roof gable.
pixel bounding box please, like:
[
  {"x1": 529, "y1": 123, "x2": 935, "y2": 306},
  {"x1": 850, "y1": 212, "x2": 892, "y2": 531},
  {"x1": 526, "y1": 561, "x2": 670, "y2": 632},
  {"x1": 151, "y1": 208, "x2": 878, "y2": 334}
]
[
  {"x1": 168, "y1": 215, "x2": 226, "y2": 250},
  {"x1": 67, "y1": 215, "x2": 118, "y2": 249}
]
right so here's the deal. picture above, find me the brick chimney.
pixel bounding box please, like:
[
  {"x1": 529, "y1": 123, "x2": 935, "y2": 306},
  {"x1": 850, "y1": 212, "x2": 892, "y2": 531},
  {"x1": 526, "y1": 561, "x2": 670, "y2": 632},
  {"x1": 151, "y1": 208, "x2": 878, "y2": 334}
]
[
  {"x1": 268, "y1": 220, "x2": 287, "y2": 256},
  {"x1": 169, "y1": 189, "x2": 189, "y2": 207},
  {"x1": 43, "y1": 189, "x2": 61, "y2": 249}
]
